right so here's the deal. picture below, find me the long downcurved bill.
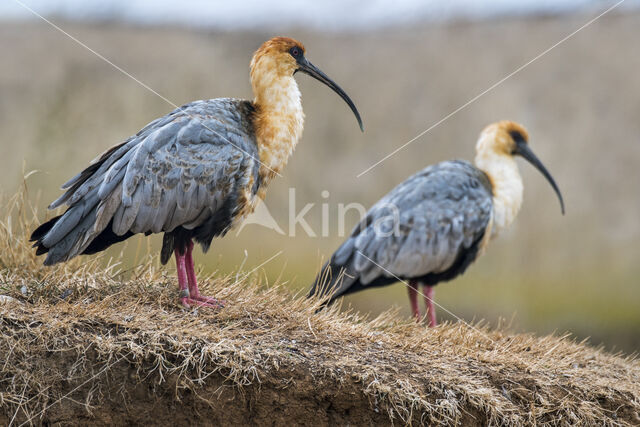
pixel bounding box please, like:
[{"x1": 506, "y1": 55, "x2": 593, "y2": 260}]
[
  {"x1": 516, "y1": 143, "x2": 565, "y2": 215},
  {"x1": 296, "y1": 58, "x2": 364, "y2": 132}
]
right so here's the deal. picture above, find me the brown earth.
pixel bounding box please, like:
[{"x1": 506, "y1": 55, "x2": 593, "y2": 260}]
[{"x1": 2, "y1": 289, "x2": 639, "y2": 426}]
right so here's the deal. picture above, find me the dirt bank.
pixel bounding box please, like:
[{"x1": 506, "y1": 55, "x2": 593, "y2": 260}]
[{"x1": 1, "y1": 270, "x2": 639, "y2": 426}]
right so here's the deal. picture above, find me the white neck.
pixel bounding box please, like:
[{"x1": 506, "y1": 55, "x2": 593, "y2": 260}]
[{"x1": 475, "y1": 137, "x2": 523, "y2": 237}]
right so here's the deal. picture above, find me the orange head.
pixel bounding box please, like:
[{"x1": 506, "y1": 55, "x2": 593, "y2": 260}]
[
  {"x1": 250, "y1": 37, "x2": 363, "y2": 131},
  {"x1": 477, "y1": 120, "x2": 564, "y2": 214},
  {"x1": 250, "y1": 37, "x2": 306, "y2": 78},
  {"x1": 478, "y1": 120, "x2": 530, "y2": 156}
]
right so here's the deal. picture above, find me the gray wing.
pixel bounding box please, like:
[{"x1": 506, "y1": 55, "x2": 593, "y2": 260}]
[
  {"x1": 35, "y1": 99, "x2": 259, "y2": 265},
  {"x1": 310, "y1": 160, "x2": 493, "y2": 299}
]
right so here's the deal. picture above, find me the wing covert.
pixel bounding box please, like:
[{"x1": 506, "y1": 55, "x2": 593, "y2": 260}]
[{"x1": 112, "y1": 100, "x2": 259, "y2": 236}]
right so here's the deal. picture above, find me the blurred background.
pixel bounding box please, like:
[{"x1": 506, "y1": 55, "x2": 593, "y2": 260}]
[{"x1": 1, "y1": 1, "x2": 639, "y2": 351}]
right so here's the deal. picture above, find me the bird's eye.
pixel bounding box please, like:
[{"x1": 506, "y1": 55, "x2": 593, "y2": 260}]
[
  {"x1": 509, "y1": 130, "x2": 526, "y2": 144},
  {"x1": 289, "y1": 47, "x2": 301, "y2": 58}
]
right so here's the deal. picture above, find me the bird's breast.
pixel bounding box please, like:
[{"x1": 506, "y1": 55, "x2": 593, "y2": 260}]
[
  {"x1": 488, "y1": 170, "x2": 523, "y2": 237},
  {"x1": 254, "y1": 105, "x2": 304, "y2": 186},
  {"x1": 475, "y1": 153, "x2": 523, "y2": 237}
]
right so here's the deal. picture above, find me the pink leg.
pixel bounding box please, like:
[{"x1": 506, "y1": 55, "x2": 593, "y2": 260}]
[
  {"x1": 174, "y1": 250, "x2": 191, "y2": 308},
  {"x1": 174, "y1": 242, "x2": 224, "y2": 309},
  {"x1": 184, "y1": 241, "x2": 224, "y2": 308},
  {"x1": 408, "y1": 280, "x2": 421, "y2": 322},
  {"x1": 424, "y1": 285, "x2": 437, "y2": 327}
]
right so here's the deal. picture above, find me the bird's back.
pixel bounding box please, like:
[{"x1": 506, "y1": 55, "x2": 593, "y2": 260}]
[
  {"x1": 309, "y1": 160, "x2": 494, "y2": 302},
  {"x1": 31, "y1": 98, "x2": 261, "y2": 265}
]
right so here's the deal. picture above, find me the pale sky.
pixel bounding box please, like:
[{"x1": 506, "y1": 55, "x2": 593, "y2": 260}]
[{"x1": 2, "y1": 0, "x2": 637, "y2": 31}]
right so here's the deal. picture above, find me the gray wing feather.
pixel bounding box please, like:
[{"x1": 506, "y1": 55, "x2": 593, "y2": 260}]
[
  {"x1": 56, "y1": 109, "x2": 183, "y2": 196},
  {"x1": 39, "y1": 99, "x2": 259, "y2": 264},
  {"x1": 94, "y1": 182, "x2": 122, "y2": 234},
  {"x1": 356, "y1": 161, "x2": 492, "y2": 279},
  {"x1": 311, "y1": 160, "x2": 493, "y2": 298},
  {"x1": 120, "y1": 104, "x2": 257, "y2": 237}
]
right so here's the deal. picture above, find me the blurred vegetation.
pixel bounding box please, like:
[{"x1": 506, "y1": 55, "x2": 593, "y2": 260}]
[{"x1": 1, "y1": 13, "x2": 639, "y2": 351}]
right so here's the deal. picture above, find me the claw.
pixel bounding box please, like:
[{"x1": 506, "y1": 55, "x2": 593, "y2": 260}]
[
  {"x1": 180, "y1": 297, "x2": 224, "y2": 309},
  {"x1": 193, "y1": 295, "x2": 226, "y2": 308}
]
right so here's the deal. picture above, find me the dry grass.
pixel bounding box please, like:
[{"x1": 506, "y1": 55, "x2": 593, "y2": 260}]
[{"x1": 0, "y1": 191, "x2": 639, "y2": 426}]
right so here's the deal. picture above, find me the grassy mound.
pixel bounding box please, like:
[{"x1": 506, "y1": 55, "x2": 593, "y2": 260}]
[{"x1": 1, "y1": 192, "x2": 639, "y2": 426}]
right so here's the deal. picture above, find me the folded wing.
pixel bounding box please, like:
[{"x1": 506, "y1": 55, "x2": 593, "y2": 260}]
[
  {"x1": 31, "y1": 99, "x2": 259, "y2": 265},
  {"x1": 309, "y1": 160, "x2": 493, "y2": 301}
]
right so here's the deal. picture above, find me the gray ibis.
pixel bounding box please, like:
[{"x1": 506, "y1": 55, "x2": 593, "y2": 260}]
[
  {"x1": 31, "y1": 37, "x2": 363, "y2": 308},
  {"x1": 309, "y1": 121, "x2": 564, "y2": 326}
]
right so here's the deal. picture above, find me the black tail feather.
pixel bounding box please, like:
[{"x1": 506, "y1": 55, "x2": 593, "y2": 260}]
[
  {"x1": 309, "y1": 260, "x2": 398, "y2": 309},
  {"x1": 30, "y1": 215, "x2": 63, "y2": 255},
  {"x1": 31, "y1": 216, "x2": 135, "y2": 261},
  {"x1": 81, "y1": 220, "x2": 134, "y2": 255},
  {"x1": 160, "y1": 233, "x2": 174, "y2": 265},
  {"x1": 160, "y1": 228, "x2": 195, "y2": 265},
  {"x1": 308, "y1": 262, "x2": 353, "y2": 304}
]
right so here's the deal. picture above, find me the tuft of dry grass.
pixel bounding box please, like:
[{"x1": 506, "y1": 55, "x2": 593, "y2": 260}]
[{"x1": 1, "y1": 190, "x2": 639, "y2": 426}]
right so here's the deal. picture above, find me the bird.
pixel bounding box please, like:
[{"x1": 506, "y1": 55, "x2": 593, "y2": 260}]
[
  {"x1": 309, "y1": 121, "x2": 564, "y2": 327},
  {"x1": 31, "y1": 36, "x2": 363, "y2": 309}
]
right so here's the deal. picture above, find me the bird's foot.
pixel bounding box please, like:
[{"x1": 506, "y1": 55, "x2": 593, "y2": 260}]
[
  {"x1": 179, "y1": 290, "x2": 225, "y2": 309},
  {"x1": 193, "y1": 294, "x2": 226, "y2": 308}
]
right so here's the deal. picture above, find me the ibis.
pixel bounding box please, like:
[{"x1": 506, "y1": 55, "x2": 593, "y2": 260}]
[
  {"x1": 309, "y1": 121, "x2": 564, "y2": 326},
  {"x1": 31, "y1": 37, "x2": 363, "y2": 309}
]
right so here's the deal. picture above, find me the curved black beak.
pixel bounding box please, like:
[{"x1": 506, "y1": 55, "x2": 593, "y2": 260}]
[
  {"x1": 514, "y1": 141, "x2": 565, "y2": 215},
  {"x1": 295, "y1": 57, "x2": 364, "y2": 132}
]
